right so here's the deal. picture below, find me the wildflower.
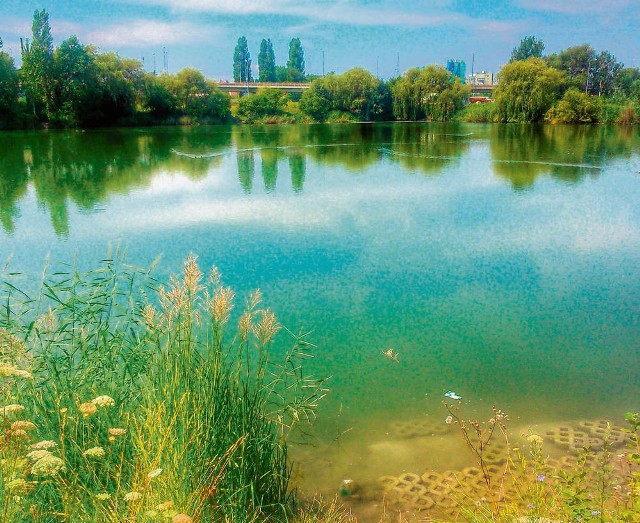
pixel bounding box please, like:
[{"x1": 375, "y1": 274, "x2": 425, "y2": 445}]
[
  {"x1": 527, "y1": 434, "x2": 544, "y2": 445},
  {"x1": 445, "y1": 415, "x2": 453, "y2": 425},
  {"x1": 79, "y1": 402, "x2": 98, "y2": 417},
  {"x1": 92, "y1": 396, "x2": 115, "y2": 408},
  {"x1": 124, "y1": 491, "x2": 143, "y2": 502},
  {"x1": 474, "y1": 500, "x2": 482, "y2": 507},
  {"x1": 591, "y1": 511, "x2": 601, "y2": 516},
  {"x1": 157, "y1": 501, "x2": 174, "y2": 511},
  {"x1": 537, "y1": 474, "x2": 546, "y2": 482},
  {"x1": 31, "y1": 455, "x2": 65, "y2": 476},
  {"x1": 108, "y1": 428, "x2": 126, "y2": 437},
  {"x1": 32, "y1": 440, "x2": 57, "y2": 450},
  {"x1": 146, "y1": 510, "x2": 159, "y2": 518},
  {"x1": 173, "y1": 515, "x2": 193, "y2": 523},
  {"x1": 95, "y1": 493, "x2": 111, "y2": 501},
  {"x1": 12, "y1": 421, "x2": 36, "y2": 431},
  {"x1": 11, "y1": 429, "x2": 28, "y2": 438},
  {"x1": 527, "y1": 504, "x2": 536, "y2": 509},
  {"x1": 2, "y1": 404, "x2": 25, "y2": 416},
  {"x1": 83, "y1": 447, "x2": 106, "y2": 458},
  {"x1": 147, "y1": 467, "x2": 163, "y2": 479},
  {"x1": 27, "y1": 450, "x2": 53, "y2": 461}
]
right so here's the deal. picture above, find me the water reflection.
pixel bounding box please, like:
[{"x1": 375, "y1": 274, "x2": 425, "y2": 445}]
[{"x1": 0, "y1": 123, "x2": 638, "y2": 234}]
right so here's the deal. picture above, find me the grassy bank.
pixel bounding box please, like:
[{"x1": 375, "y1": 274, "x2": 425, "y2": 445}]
[{"x1": 0, "y1": 253, "x2": 327, "y2": 523}]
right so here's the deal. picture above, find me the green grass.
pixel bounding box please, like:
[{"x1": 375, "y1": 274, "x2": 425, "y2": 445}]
[{"x1": 0, "y1": 251, "x2": 327, "y2": 523}]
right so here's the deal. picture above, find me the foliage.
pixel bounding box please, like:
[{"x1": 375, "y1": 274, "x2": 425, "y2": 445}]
[
  {"x1": 391, "y1": 65, "x2": 470, "y2": 121},
  {"x1": 0, "y1": 52, "x2": 20, "y2": 128},
  {"x1": 258, "y1": 38, "x2": 276, "y2": 82},
  {"x1": 546, "y1": 44, "x2": 596, "y2": 92},
  {"x1": 20, "y1": 9, "x2": 55, "y2": 120},
  {"x1": 237, "y1": 88, "x2": 287, "y2": 122},
  {"x1": 233, "y1": 36, "x2": 252, "y2": 83},
  {"x1": 590, "y1": 50, "x2": 623, "y2": 97},
  {"x1": 275, "y1": 65, "x2": 306, "y2": 83},
  {"x1": 287, "y1": 38, "x2": 305, "y2": 77},
  {"x1": 0, "y1": 253, "x2": 327, "y2": 523},
  {"x1": 300, "y1": 68, "x2": 391, "y2": 122},
  {"x1": 510, "y1": 35, "x2": 545, "y2": 62},
  {"x1": 546, "y1": 88, "x2": 599, "y2": 123},
  {"x1": 494, "y1": 58, "x2": 566, "y2": 122},
  {"x1": 457, "y1": 101, "x2": 499, "y2": 123}
]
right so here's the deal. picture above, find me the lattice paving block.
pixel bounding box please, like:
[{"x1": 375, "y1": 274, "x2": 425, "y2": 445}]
[
  {"x1": 421, "y1": 471, "x2": 441, "y2": 486},
  {"x1": 389, "y1": 418, "x2": 451, "y2": 438},
  {"x1": 544, "y1": 426, "x2": 603, "y2": 450},
  {"x1": 461, "y1": 466, "x2": 483, "y2": 479},
  {"x1": 412, "y1": 494, "x2": 436, "y2": 510},
  {"x1": 579, "y1": 420, "x2": 630, "y2": 447},
  {"x1": 379, "y1": 475, "x2": 400, "y2": 490},
  {"x1": 397, "y1": 472, "x2": 422, "y2": 485},
  {"x1": 396, "y1": 481, "x2": 429, "y2": 497}
]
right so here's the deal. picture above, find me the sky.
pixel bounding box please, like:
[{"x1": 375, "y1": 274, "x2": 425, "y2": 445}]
[{"x1": 0, "y1": 0, "x2": 638, "y2": 80}]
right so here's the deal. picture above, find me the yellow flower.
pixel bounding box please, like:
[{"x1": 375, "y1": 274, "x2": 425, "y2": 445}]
[
  {"x1": 11, "y1": 429, "x2": 28, "y2": 438},
  {"x1": 91, "y1": 396, "x2": 115, "y2": 408},
  {"x1": 527, "y1": 434, "x2": 544, "y2": 445},
  {"x1": 11, "y1": 421, "x2": 36, "y2": 431},
  {"x1": 30, "y1": 455, "x2": 65, "y2": 476},
  {"x1": 95, "y1": 493, "x2": 111, "y2": 501},
  {"x1": 5, "y1": 479, "x2": 27, "y2": 491},
  {"x1": 108, "y1": 428, "x2": 126, "y2": 437},
  {"x1": 79, "y1": 402, "x2": 98, "y2": 417},
  {"x1": 172, "y1": 515, "x2": 193, "y2": 523},
  {"x1": 83, "y1": 447, "x2": 105, "y2": 458},
  {"x1": 31, "y1": 440, "x2": 57, "y2": 450},
  {"x1": 0, "y1": 362, "x2": 31, "y2": 379},
  {"x1": 124, "y1": 491, "x2": 142, "y2": 502}
]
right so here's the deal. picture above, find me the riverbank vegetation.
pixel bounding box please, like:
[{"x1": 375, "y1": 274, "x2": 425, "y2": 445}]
[
  {"x1": 1, "y1": 11, "x2": 639, "y2": 130},
  {"x1": 0, "y1": 253, "x2": 327, "y2": 523}
]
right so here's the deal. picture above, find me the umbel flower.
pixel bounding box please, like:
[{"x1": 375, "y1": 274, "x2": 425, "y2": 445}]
[
  {"x1": 92, "y1": 395, "x2": 115, "y2": 408},
  {"x1": 83, "y1": 447, "x2": 106, "y2": 458},
  {"x1": 31, "y1": 455, "x2": 65, "y2": 477}
]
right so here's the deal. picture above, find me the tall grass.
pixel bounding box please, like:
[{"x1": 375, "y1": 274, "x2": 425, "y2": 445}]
[{"x1": 0, "y1": 251, "x2": 327, "y2": 523}]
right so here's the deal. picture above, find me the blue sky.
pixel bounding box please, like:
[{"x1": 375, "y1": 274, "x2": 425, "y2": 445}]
[{"x1": 0, "y1": 0, "x2": 638, "y2": 80}]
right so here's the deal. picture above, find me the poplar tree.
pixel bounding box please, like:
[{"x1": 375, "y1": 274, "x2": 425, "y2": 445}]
[
  {"x1": 233, "y1": 36, "x2": 252, "y2": 82},
  {"x1": 287, "y1": 38, "x2": 305, "y2": 76},
  {"x1": 21, "y1": 9, "x2": 54, "y2": 119},
  {"x1": 258, "y1": 38, "x2": 276, "y2": 82}
]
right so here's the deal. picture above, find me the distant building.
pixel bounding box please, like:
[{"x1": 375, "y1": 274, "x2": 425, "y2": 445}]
[
  {"x1": 446, "y1": 59, "x2": 466, "y2": 83},
  {"x1": 467, "y1": 71, "x2": 497, "y2": 85}
]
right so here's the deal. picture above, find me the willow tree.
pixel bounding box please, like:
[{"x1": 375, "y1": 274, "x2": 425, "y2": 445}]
[
  {"x1": 391, "y1": 65, "x2": 469, "y2": 121},
  {"x1": 494, "y1": 58, "x2": 566, "y2": 122}
]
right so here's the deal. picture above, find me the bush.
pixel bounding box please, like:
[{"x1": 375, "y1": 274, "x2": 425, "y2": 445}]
[
  {"x1": 546, "y1": 88, "x2": 599, "y2": 123},
  {"x1": 457, "y1": 101, "x2": 499, "y2": 122},
  {"x1": 237, "y1": 88, "x2": 287, "y2": 123}
]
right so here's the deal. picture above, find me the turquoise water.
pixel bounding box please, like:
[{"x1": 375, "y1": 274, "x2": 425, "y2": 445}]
[{"x1": 1, "y1": 123, "x2": 639, "y2": 507}]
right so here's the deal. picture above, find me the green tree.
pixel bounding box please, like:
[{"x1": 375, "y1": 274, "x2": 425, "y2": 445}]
[
  {"x1": 590, "y1": 50, "x2": 623, "y2": 96},
  {"x1": 233, "y1": 36, "x2": 252, "y2": 82},
  {"x1": 287, "y1": 38, "x2": 305, "y2": 78},
  {"x1": 546, "y1": 44, "x2": 596, "y2": 91},
  {"x1": 391, "y1": 65, "x2": 470, "y2": 121},
  {"x1": 615, "y1": 67, "x2": 640, "y2": 98},
  {"x1": 52, "y1": 36, "x2": 100, "y2": 125},
  {"x1": 546, "y1": 88, "x2": 599, "y2": 123},
  {"x1": 92, "y1": 53, "x2": 145, "y2": 124},
  {"x1": 494, "y1": 57, "x2": 566, "y2": 122},
  {"x1": 172, "y1": 67, "x2": 230, "y2": 121},
  {"x1": 258, "y1": 38, "x2": 276, "y2": 82},
  {"x1": 20, "y1": 9, "x2": 55, "y2": 120},
  {"x1": 237, "y1": 88, "x2": 286, "y2": 122},
  {"x1": 144, "y1": 73, "x2": 179, "y2": 118},
  {"x1": 510, "y1": 35, "x2": 545, "y2": 62},
  {"x1": 0, "y1": 51, "x2": 20, "y2": 128}
]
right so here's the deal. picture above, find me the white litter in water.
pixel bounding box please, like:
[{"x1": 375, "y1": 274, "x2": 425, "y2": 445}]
[{"x1": 444, "y1": 391, "x2": 462, "y2": 400}]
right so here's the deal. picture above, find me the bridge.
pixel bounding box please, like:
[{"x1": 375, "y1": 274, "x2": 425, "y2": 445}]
[
  {"x1": 216, "y1": 82, "x2": 310, "y2": 95},
  {"x1": 469, "y1": 84, "x2": 497, "y2": 97}
]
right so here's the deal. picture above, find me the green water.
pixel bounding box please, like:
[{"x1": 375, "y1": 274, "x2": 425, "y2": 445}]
[{"x1": 1, "y1": 123, "x2": 640, "y2": 507}]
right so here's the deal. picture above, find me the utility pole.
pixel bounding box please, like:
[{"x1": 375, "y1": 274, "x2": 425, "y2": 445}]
[{"x1": 153, "y1": 53, "x2": 156, "y2": 75}]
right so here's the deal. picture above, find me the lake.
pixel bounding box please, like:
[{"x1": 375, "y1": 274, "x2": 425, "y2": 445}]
[{"x1": 1, "y1": 122, "x2": 639, "y2": 519}]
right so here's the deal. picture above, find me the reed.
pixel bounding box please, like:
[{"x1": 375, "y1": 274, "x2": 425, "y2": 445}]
[{"x1": 0, "y1": 250, "x2": 327, "y2": 523}]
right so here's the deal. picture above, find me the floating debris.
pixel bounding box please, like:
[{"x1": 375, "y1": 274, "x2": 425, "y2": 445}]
[
  {"x1": 444, "y1": 391, "x2": 461, "y2": 400},
  {"x1": 382, "y1": 348, "x2": 399, "y2": 362}
]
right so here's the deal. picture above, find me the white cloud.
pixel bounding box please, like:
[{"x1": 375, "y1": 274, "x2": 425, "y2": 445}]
[{"x1": 87, "y1": 19, "x2": 211, "y2": 47}]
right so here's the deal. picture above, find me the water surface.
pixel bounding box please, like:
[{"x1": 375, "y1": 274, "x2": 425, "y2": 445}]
[{"x1": 1, "y1": 123, "x2": 639, "y2": 514}]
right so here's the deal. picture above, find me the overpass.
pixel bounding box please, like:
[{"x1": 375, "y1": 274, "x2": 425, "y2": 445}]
[
  {"x1": 216, "y1": 82, "x2": 310, "y2": 95},
  {"x1": 469, "y1": 84, "x2": 497, "y2": 97}
]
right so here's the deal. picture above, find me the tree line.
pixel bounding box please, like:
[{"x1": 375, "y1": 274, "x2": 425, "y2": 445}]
[
  {"x1": 233, "y1": 36, "x2": 307, "y2": 83},
  {"x1": 1, "y1": 10, "x2": 639, "y2": 129}
]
